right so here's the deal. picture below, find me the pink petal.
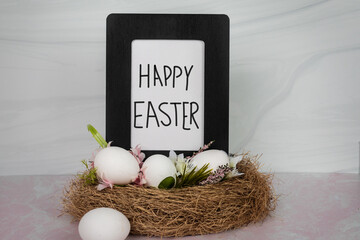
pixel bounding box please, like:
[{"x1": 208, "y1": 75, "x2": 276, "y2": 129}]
[
  {"x1": 97, "y1": 174, "x2": 114, "y2": 191},
  {"x1": 132, "y1": 167, "x2": 147, "y2": 186},
  {"x1": 139, "y1": 152, "x2": 145, "y2": 162},
  {"x1": 140, "y1": 178, "x2": 147, "y2": 185},
  {"x1": 97, "y1": 183, "x2": 109, "y2": 191}
]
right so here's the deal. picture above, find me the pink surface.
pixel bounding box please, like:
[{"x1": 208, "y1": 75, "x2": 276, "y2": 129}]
[{"x1": 0, "y1": 173, "x2": 359, "y2": 240}]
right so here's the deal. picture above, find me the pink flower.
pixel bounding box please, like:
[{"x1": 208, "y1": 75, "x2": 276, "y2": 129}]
[
  {"x1": 130, "y1": 144, "x2": 146, "y2": 167},
  {"x1": 133, "y1": 167, "x2": 147, "y2": 186},
  {"x1": 186, "y1": 141, "x2": 214, "y2": 160},
  {"x1": 199, "y1": 164, "x2": 232, "y2": 186},
  {"x1": 97, "y1": 174, "x2": 114, "y2": 191}
]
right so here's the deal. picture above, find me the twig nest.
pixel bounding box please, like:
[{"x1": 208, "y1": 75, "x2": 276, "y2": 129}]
[
  {"x1": 142, "y1": 154, "x2": 177, "y2": 188},
  {"x1": 191, "y1": 149, "x2": 229, "y2": 171},
  {"x1": 62, "y1": 154, "x2": 276, "y2": 237},
  {"x1": 94, "y1": 147, "x2": 139, "y2": 184}
]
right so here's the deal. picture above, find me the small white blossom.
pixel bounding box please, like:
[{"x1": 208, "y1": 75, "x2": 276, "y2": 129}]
[
  {"x1": 169, "y1": 150, "x2": 190, "y2": 176},
  {"x1": 229, "y1": 155, "x2": 242, "y2": 168},
  {"x1": 228, "y1": 155, "x2": 244, "y2": 178}
]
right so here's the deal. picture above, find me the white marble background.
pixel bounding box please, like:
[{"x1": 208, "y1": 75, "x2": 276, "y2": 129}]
[{"x1": 0, "y1": 0, "x2": 359, "y2": 175}]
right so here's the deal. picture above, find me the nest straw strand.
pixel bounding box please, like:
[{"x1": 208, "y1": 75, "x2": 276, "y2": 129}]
[{"x1": 62, "y1": 153, "x2": 276, "y2": 237}]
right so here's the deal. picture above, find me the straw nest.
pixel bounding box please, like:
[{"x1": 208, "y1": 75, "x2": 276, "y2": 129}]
[{"x1": 62, "y1": 154, "x2": 276, "y2": 237}]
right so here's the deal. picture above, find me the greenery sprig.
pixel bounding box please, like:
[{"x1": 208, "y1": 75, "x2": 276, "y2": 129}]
[
  {"x1": 78, "y1": 159, "x2": 98, "y2": 185},
  {"x1": 175, "y1": 163, "x2": 212, "y2": 188}
]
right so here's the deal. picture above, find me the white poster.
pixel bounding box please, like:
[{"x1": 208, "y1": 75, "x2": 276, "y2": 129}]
[{"x1": 131, "y1": 40, "x2": 205, "y2": 150}]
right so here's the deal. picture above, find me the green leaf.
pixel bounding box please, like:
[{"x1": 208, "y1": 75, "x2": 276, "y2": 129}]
[
  {"x1": 81, "y1": 159, "x2": 88, "y2": 169},
  {"x1": 87, "y1": 124, "x2": 107, "y2": 148},
  {"x1": 175, "y1": 164, "x2": 212, "y2": 188},
  {"x1": 78, "y1": 166, "x2": 98, "y2": 186},
  {"x1": 158, "y1": 176, "x2": 176, "y2": 189},
  {"x1": 78, "y1": 159, "x2": 98, "y2": 186}
]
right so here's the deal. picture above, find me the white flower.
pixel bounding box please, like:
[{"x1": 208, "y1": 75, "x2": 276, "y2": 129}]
[
  {"x1": 169, "y1": 150, "x2": 188, "y2": 176},
  {"x1": 228, "y1": 155, "x2": 244, "y2": 178},
  {"x1": 169, "y1": 150, "x2": 178, "y2": 164},
  {"x1": 229, "y1": 155, "x2": 242, "y2": 168}
]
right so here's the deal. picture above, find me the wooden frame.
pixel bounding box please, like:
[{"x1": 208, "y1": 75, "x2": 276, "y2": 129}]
[{"x1": 106, "y1": 14, "x2": 229, "y2": 156}]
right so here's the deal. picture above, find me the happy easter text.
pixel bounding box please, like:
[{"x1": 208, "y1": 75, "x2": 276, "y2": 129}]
[{"x1": 133, "y1": 64, "x2": 200, "y2": 130}]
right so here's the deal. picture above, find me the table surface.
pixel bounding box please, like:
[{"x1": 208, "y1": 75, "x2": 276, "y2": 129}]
[{"x1": 0, "y1": 173, "x2": 359, "y2": 240}]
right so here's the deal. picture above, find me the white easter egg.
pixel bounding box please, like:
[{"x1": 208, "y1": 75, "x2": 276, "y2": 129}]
[
  {"x1": 78, "y1": 207, "x2": 130, "y2": 240},
  {"x1": 142, "y1": 154, "x2": 177, "y2": 188},
  {"x1": 191, "y1": 150, "x2": 229, "y2": 172},
  {"x1": 94, "y1": 146, "x2": 139, "y2": 185}
]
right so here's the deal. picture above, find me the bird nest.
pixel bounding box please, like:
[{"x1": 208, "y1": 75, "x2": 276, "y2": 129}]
[{"x1": 62, "y1": 154, "x2": 276, "y2": 237}]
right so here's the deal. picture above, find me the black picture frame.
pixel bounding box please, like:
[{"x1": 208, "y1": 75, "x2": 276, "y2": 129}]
[{"x1": 106, "y1": 13, "x2": 229, "y2": 157}]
